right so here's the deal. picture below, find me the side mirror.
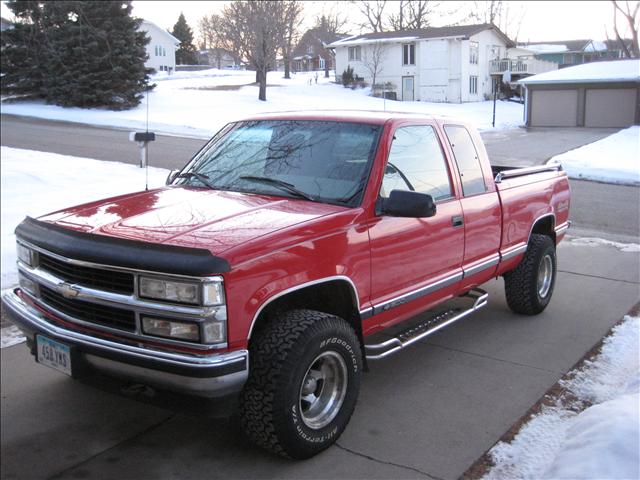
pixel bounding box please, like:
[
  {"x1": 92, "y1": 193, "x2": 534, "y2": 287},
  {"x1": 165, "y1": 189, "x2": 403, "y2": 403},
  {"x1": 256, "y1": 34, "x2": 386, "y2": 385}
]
[
  {"x1": 380, "y1": 190, "x2": 436, "y2": 218},
  {"x1": 166, "y1": 170, "x2": 179, "y2": 185}
]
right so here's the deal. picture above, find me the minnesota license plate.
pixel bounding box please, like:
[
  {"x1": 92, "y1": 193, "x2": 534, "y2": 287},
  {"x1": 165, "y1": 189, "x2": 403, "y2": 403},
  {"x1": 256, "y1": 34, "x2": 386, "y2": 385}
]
[{"x1": 36, "y1": 335, "x2": 72, "y2": 376}]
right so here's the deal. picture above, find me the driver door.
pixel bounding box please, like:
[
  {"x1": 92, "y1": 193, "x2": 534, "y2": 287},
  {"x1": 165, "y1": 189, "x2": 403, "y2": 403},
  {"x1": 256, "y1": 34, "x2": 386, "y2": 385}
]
[{"x1": 368, "y1": 124, "x2": 464, "y2": 312}]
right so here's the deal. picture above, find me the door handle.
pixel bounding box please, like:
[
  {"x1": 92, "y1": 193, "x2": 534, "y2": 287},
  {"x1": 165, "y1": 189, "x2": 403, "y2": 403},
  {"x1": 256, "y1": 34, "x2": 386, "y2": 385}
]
[{"x1": 452, "y1": 215, "x2": 464, "y2": 228}]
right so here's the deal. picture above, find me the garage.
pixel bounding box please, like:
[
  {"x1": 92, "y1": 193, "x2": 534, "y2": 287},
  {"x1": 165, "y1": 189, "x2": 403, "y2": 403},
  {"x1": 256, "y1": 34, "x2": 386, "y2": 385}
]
[
  {"x1": 521, "y1": 59, "x2": 640, "y2": 128},
  {"x1": 530, "y1": 89, "x2": 579, "y2": 126},
  {"x1": 584, "y1": 88, "x2": 637, "y2": 127}
]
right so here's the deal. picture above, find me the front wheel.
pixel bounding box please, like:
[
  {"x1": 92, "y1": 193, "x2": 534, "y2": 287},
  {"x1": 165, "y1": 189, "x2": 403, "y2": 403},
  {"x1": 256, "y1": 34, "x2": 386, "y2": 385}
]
[
  {"x1": 504, "y1": 234, "x2": 557, "y2": 315},
  {"x1": 239, "y1": 309, "x2": 362, "y2": 459}
]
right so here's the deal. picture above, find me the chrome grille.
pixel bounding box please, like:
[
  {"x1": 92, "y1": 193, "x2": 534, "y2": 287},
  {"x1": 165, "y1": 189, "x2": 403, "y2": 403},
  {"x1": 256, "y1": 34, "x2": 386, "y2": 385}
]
[
  {"x1": 40, "y1": 286, "x2": 136, "y2": 332},
  {"x1": 39, "y1": 253, "x2": 134, "y2": 294}
]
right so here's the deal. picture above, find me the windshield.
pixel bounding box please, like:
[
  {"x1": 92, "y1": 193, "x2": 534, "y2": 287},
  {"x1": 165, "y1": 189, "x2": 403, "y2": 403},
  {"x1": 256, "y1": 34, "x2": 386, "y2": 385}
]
[{"x1": 174, "y1": 120, "x2": 381, "y2": 206}]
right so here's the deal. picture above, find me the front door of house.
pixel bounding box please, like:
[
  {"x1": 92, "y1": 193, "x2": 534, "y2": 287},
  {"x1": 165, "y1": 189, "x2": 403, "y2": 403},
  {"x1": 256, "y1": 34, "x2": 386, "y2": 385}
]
[{"x1": 402, "y1": 76, "x2": 414, "y2": 101}]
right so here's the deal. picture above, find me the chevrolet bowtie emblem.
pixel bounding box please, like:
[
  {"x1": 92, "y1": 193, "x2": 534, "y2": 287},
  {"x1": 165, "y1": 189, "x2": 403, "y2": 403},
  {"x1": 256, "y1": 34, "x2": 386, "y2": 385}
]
[{"x1": 58, "y1": 283, "x2": 80, "y2": 299}]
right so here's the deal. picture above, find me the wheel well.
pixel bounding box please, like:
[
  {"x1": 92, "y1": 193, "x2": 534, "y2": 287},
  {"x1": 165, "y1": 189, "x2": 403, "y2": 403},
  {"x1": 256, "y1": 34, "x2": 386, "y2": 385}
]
[
  {"x1": 250, "y1": 280, "x2": 364, "y2": 351},
  {"x1": 531, "y1": 216, "x2": 556, "y2": 243}
]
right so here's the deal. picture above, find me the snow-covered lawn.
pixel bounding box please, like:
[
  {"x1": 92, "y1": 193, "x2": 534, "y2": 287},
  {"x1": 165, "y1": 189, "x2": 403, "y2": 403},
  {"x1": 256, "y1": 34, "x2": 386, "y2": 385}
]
[
  {"x1": 0, "y1": 69, "x2": 524, "y2": 138},
  {"x1": 549, "y1": 126, "x2": 640, "y2": 185},
  {"x1": 0, "y1": 146, "x2": 168, "y2": 289},
  {"x1": 484, "y1": 315, "x2": 640, "y2": 480}
]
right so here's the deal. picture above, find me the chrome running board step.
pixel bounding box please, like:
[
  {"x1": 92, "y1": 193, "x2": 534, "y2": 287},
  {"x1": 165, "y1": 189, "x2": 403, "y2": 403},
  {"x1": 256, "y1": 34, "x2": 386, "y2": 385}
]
[{"x1": 365, "y1": 288, "x2": 488, "y2": 360}]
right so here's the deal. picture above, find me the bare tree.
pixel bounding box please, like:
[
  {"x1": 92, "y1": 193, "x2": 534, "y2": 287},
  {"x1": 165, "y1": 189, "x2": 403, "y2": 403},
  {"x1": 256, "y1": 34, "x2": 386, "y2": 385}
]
[
  {"x1": 353, "y1": 0, "x2": 388, "y2": 32},
  {"x1": 198, "y1": 14, "x2": 233, "y2": 68},
  {"x1": 611, "y1": 0, "x2": 640, "y2": 57},
  {"x1": 314, "y1": 10, "x2": 349, "y2": 36},
  {"x1": 389, "y1": 0, "x2": 437, "y2": 30},
  {"x1": 362, "y1": 41, "x2": 387, "y2": 88},
  {"x1": 466, "y1": 0, "x2": 524, "y2": 42},
  {"x1": 220, "y1": 1, "x2": 287, "y2": 101},
  {"x1": 282, "y1": 1, "x2": 304, "y2": 79}
]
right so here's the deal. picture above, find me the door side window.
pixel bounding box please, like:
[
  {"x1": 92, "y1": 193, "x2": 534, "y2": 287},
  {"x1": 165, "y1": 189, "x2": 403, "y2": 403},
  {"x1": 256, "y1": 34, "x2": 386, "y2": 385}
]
[
  {"x1": 444, "y1": 125, "x2": 487, "y2": 196},
  {"x1": 381, "y1": 125, "x2": 453, "y2": 201}
]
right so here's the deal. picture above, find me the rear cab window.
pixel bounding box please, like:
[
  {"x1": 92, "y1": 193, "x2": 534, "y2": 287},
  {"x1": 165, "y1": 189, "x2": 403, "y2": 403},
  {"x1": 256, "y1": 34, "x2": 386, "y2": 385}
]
[
  {"x1": 380, "y1": 125, "x2": 453, "y2": 201},
  {"x1": 443, "y1": 125, "x2": 487, "y2": 197}
]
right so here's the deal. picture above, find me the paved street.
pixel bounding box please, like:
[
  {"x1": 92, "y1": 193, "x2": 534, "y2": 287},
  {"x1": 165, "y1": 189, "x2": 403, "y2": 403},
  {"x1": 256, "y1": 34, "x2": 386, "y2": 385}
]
[{"x1": 1, "y1": 115, "x2": 639, "y2": 479}]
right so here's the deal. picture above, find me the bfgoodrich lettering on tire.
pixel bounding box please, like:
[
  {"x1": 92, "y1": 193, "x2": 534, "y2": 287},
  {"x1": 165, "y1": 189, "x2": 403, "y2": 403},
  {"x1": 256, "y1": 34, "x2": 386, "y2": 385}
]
[
  {"x1": 504, "y1": 234, "x2": 557, "y2": 315},
  {"x1": 239, "y1": 309, "x2": 362, "y2": 459}
]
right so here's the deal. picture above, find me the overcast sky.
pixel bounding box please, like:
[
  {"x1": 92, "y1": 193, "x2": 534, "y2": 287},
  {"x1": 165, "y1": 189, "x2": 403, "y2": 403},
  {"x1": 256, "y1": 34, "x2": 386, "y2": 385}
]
[{"x1": 1, "y1": 1, "x2": 633, "y2": 44}]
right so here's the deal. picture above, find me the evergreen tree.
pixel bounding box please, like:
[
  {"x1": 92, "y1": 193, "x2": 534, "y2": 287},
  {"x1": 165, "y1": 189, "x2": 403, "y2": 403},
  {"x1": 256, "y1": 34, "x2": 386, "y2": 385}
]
[
  {"x1": 172, "y1": 13, "x2": 197, "y2": 65},
  {"x1": 1, "y1": 1, "x2": 152, "y2": 109}
]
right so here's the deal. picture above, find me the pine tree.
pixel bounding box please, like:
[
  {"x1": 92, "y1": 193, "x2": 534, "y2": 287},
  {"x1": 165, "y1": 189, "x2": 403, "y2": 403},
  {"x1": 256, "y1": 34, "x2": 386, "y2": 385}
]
[
  {"x1": 172, "y1": 13, "x2": 197, "y2": 65},
  {"x1": 1, "y1": 1, "x2": 152, "y2": 109}
]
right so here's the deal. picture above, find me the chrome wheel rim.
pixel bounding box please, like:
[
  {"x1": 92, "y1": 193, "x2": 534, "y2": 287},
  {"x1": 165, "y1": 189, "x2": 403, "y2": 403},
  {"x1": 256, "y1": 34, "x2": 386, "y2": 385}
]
[
  {"x1": 537, "y1": 254, "x2": 553, "y2": 298},
  {"x1": 298, "y1": 351, "x2": 348, "y2": 430}
]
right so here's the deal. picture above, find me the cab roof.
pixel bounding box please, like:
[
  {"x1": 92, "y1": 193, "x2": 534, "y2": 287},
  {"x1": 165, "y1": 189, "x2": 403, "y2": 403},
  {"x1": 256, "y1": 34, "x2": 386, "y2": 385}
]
[{"x1": 241, "y1": 110, "x2": 466, "y2": 125}]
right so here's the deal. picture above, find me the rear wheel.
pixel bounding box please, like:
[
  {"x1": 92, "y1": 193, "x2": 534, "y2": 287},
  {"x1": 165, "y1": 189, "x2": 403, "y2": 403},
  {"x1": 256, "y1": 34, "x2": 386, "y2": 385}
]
[
  {"x1": 240, "y1": 309, "x2": 362, "y2": 459},
  {"x1": 504, "y1": 234, "x2": 557, "y2": 315}
]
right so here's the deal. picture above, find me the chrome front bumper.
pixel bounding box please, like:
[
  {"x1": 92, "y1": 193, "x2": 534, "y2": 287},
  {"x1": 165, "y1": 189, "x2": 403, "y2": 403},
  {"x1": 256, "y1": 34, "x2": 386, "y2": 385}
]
[{"x1": 1, "y1": 289, "x2": 248, "y2": 398}]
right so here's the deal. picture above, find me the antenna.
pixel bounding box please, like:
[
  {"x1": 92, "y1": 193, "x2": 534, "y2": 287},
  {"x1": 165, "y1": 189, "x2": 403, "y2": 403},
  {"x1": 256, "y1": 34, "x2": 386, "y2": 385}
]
[{"x1": 145, "y1": 87, "x2": 149, "y2": 191}]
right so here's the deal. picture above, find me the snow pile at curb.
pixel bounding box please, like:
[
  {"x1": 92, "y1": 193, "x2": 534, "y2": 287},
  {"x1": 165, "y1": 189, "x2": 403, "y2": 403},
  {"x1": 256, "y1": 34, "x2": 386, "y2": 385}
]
[
  {"x1": 548, "y1": 126, "x2": 640, "y2": 185},
  {"x1": 0, "y1": 146, "x2": 169, "y2": 289},
  {"x1": 484, "y1": 315, "x2": 640, "y2": 480},
  {"x1": 565, "y1": 236, "x2": 640, "y2": 253}
]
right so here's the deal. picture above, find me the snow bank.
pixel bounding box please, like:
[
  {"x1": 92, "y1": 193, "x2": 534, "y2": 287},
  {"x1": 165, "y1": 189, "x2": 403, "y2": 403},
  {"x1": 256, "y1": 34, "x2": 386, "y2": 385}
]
[
  {"x1": 1, "y1": 70, "x2": 524, "y2": 138},
  {"x1": 548, "y1": 126, "x2": 640, "y2": 185},
  {"x1": 0, "y1": 147, "x2": 168, "y2": 289},
  {"x1": 484, "y1": 316, "x2": 640, "y2": 480}
]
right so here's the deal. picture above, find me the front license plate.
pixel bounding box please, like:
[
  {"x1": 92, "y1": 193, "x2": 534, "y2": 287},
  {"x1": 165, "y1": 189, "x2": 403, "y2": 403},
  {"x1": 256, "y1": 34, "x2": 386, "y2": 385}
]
[{"x1": 36, "y1": 335, "x2": 72, "y2": 376}]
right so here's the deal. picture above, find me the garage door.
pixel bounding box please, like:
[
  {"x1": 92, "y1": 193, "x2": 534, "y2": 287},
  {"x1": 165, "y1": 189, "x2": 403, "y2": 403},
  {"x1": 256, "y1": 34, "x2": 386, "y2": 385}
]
[
  {"x1": 585, "y1": 88, "x2": 637, "y2": 127},
  {"x1": 530, "y1": 89, "x2": 578, "y2": 127}
]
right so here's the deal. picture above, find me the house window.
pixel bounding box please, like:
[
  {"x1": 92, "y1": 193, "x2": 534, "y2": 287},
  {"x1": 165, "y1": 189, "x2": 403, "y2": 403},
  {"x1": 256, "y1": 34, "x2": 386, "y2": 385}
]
[
  {"x1": 470, "y1": 41, "x2": 479, "y2": 64},
  {"x1": 163, "y1": 46, "x2": 166, "y2": 56},
  {"x1": 154, "y1": 45, "x2": 159, "y2": 56},
  {"x1": 348, "y1": 46, "x2": 361, "y2": 61},
  {"x1": 307, "y1": 45, "x2": 313, "y2": 54},
  {"x1": 402, "y1": 44, "x2": 415, "y2": 66},
  {"x1": 469, "y1": 75, "x2": 478, "y2": 94},
  {"x1": 319, "y1": 57, "x2": 326, "y2": 70}
]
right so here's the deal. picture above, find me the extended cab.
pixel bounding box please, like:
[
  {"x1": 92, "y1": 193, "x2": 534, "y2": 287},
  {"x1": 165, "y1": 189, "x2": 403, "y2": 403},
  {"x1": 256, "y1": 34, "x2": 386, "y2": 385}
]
[{"x1": 3, "y1": 111, "x2": 570, "y2": 459}]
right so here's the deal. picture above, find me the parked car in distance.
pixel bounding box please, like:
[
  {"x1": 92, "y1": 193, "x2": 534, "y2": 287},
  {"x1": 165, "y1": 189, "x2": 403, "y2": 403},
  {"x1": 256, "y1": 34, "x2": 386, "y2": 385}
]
[{"x1": 3, "y1": 111, "x2": 570, "y2": 459}]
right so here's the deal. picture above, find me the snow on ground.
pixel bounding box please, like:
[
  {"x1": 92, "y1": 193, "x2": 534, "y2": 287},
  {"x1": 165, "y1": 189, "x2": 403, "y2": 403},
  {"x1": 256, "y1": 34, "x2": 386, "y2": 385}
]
[
  {"x1": 548, "y1": 126, "x2": 640, "y2": 185},
  {"x1": 0, "y1": 146, "x2": 168, "y2": 289},
  {"x1": 0, "y1": 69, "x2": 524, "y2": 138},
  {"x1": 1, "y1": 324, "x2": 25, "y2": 348},
  {"x1": 484, "y1": 315, "x2": 640, "y2": 480}
]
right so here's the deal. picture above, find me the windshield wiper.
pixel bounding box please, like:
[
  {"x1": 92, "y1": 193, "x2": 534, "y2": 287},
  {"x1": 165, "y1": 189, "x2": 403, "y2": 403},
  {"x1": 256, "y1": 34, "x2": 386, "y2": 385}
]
[
  {"x1": 239, "y1": 176, "x2": 316, "y2": 202},
  {"x1": 175, "y1": 172, "x2": 218, "y2": 190}
]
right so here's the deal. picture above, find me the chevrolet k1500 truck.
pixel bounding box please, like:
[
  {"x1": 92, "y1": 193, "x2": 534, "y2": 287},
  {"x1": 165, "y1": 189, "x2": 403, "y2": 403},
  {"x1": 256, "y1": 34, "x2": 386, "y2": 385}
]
[{"x1": 3, "y1": 111, "x2": 570, "y2": 459}]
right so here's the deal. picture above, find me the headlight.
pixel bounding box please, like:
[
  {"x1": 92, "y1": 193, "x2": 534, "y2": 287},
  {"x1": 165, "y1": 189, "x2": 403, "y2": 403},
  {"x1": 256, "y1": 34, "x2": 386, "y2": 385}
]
[
  {"x1": 17, "y1": 242, "x2": 36, "y2": 267},
  {"x1": 141, "y1": 317, "x2": 226, "y2": 344},
  {"x1": 138, "y1": 276, "x2": 224, "y2": 306}
]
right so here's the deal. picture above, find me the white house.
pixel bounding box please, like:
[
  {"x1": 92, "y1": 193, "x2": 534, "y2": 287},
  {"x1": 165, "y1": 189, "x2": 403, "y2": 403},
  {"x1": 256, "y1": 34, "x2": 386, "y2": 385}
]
[
  {"x1": 139, "y1": 20, "x2": 180, "y2": 74},
  {"x1": 329, "y1": 24, "x2": 516, "y2": 102}
]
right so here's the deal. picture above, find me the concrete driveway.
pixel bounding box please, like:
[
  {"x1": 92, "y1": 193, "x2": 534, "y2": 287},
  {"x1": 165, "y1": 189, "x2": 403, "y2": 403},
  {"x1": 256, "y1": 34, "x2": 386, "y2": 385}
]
[
  {"x1": 480, "y1": 127, "x2": 619, "y2": 166},
  {"x1": 2, "y1": 239, "x2": 638, "y2": 480}
]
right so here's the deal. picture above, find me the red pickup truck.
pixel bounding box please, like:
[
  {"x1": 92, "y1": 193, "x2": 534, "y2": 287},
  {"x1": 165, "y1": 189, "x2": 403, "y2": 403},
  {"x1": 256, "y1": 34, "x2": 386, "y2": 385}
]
[{"x1": 3, "y1": 111, "x2": 570, "y2": 459}]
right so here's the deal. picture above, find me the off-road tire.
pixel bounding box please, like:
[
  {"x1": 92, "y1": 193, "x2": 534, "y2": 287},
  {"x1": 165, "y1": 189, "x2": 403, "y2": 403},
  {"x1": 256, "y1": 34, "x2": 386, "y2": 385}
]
[
  {"x1": 239, "y1": 309, "x2": 362, "y2": 459},
  {"x1": 504, "y1": 234, "x2": 557, "y2": 315}
]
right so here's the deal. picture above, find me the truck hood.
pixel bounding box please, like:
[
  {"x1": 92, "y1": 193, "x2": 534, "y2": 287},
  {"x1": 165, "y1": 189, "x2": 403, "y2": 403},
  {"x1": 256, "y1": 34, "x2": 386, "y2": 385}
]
[{"x1": 38, "y1": 187, "x2": 347, "y2": 256}]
